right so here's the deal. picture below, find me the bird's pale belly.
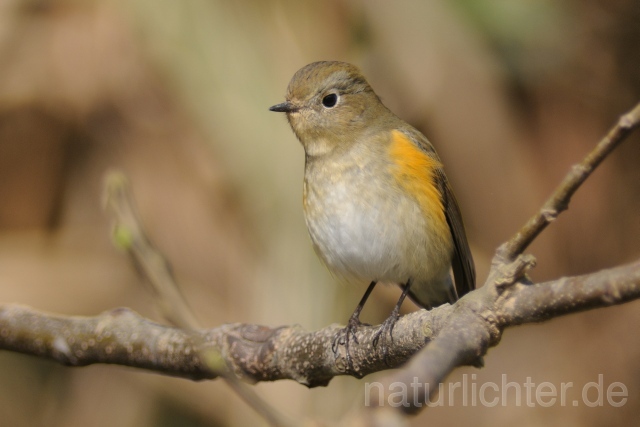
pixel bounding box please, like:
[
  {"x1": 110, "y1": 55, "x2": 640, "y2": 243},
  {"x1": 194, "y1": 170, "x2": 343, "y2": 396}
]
[{"x1": 303, "y1": 174, "x2": 452, "y2": 289}]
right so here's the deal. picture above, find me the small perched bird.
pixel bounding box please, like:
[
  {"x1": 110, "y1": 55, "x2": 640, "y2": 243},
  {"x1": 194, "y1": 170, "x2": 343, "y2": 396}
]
[{"x1": 270, "y1": 61, "x2": 475, "y2": 368}]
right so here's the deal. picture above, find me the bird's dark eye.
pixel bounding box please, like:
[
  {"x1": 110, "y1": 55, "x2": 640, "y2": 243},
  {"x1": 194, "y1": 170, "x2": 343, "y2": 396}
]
[{"x1": 322, "y1": 93, "x2": 338, "y2": 108}]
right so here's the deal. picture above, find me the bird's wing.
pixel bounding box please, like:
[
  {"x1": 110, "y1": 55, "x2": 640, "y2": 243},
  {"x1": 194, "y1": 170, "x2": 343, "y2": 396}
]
[
  {"x1": 437, "y1": 169, "x2": 476, "y2": 297},
  {"x1": 401, "y1": 127, "x2": 476, "y2": 297}
]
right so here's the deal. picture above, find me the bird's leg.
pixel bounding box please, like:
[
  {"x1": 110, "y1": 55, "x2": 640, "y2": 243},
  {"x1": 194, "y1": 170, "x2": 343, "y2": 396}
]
[
  {"x1": 372, "y1": 280, "x2": 412, "y2": 365},
  {"x1": 332, "y1": 281, "x2": 377, "y2": 372}
]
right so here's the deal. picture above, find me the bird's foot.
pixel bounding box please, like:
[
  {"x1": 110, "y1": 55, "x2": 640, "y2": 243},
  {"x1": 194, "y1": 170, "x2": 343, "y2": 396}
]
[
  {"x1": 332, "y1": 314, "x2": 367, "y2": 374},
  {"x1": 371, "y1": 308, "x2": 401, "y2": 366}
]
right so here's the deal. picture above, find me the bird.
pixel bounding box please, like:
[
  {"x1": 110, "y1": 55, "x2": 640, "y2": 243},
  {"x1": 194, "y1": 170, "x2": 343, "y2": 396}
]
[{"x1": 269, "y1": 61, "x2": 475, "y2": 370}]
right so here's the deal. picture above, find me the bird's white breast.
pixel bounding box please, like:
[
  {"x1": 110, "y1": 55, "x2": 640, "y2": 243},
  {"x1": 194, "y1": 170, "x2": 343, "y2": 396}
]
[{"x1": 302, "y1": 148, "x2": 451, "y2": 289}]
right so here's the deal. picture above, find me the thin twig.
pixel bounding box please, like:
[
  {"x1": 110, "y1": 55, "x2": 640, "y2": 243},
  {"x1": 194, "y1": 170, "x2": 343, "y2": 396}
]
[
  {"x1": 497, "y1": 102, "x2": 640, "y2": 263},
  {"x1": 102, "y1": 172, "x2": 199, "y2": 330},
  {"x1": 102, "y1": 172, "x2": 293, "y2": 427}
]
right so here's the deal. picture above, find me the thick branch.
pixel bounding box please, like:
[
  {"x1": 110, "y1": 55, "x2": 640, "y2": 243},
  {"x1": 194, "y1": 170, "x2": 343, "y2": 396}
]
[
  {"x1": 1, "y1": 260, "x2": 638, "y2": 390},
  {"x1": 500, "y1": 259, "x2": 640, "y2": 325},
  {"x1": 0, "y1": 306, "x2": 215, "y2": 379},
  {"x1": 375, "y1": 260, "x2": 640, "y2": 414},
  {"x1": 0, "y1": 304, "x2": 435, "y2": 386}
]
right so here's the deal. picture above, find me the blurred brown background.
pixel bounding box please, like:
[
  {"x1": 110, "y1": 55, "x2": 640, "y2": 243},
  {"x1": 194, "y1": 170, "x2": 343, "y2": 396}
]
[{"x1": 0, "y1": 0, "x2": 639, "y2": 426}]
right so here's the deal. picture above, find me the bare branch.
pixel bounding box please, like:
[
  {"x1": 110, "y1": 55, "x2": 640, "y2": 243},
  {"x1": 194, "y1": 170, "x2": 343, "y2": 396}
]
[
  {"x1": 370, "y1": 260, "x2": 640, "y2": 414},
  {"x1": 1, "y1": 260, "x2": 638, "y2": 393},
  {"x1": 0, "y1": 303, "x2": 429, "y2": 386},
  {"x1": 497, "y1": 102, "x2": 640, "y2": 263},
  {"x1": 103, "y1": 172, "x2": 199, "y2": 330},
  {"x1": 500, "y1": 259, "x2": 640, "y2": 325},
  {"x1": 102, "y1": 172, "x2": 293, "y2": 427},
  {"x1": 0, "y1": 305, "x2": 213, "y2": 379}
]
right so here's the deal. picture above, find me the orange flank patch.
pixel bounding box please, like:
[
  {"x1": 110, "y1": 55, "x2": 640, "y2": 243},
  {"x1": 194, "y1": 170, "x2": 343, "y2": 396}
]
[{"x1": 389, "y1": 130, "x2": 446, "y2": 227}]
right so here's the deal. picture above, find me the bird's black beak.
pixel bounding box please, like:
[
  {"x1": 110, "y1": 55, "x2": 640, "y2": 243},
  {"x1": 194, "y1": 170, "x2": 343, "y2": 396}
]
[{"x1": 269, "y1": 101, "x2": 298, "y2": 113}]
